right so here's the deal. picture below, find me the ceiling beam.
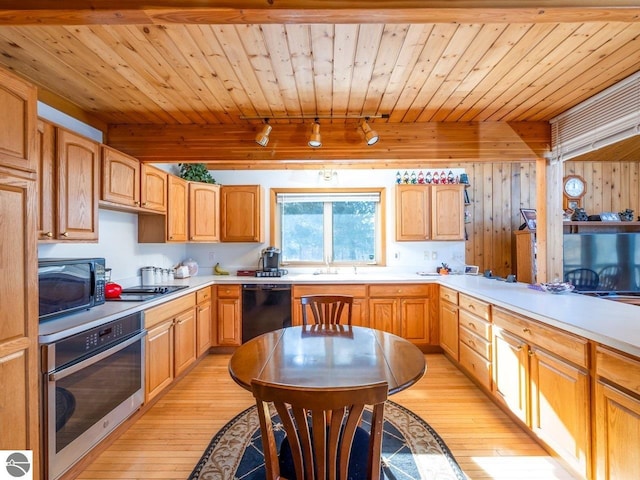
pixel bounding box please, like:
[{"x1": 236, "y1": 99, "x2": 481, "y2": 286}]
[
  {"x1": 1, "y1": 1, "x2": 639, "y2": 25},
  {"x1": 107, "y1": 121, "x2": 550, "y2": 169}
]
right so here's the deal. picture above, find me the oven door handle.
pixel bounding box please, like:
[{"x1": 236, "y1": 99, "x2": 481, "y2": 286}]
[{"x1": 48, "y1": 330, "x2": 147, "y2": 382}]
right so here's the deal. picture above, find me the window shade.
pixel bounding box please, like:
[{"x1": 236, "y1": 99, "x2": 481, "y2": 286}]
[{"x1": 276, "y1": 192, "x2": 381, "y2": 203}]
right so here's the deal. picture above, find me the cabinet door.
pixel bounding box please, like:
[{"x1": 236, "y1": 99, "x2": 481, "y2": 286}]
[
  {"x1": 101, "y1": 146, "x2": 140, "y2": 207},
  {"x1": 145, "y1": 319, "x2": 174, "y2": 402},
  {"x1": 431, "y1": 185, "x2": 465, "y2": 240},
  {"x1": 37, "y1": 119, "x2": 56, "y2": 241},
  {"x1": 167, "y1": 175, "x2": 188, "y2": 242},
  {"x1": 189, "y1": 182, "x2": 220, "y2": 242},
  {"x1": 174, "y1": 308, "x2": 197, "y2": 376},
  {"x1": 396, "y1": 185, "x2": 430, "y2": 241},
  {"x1": 0, "y1": 68, "x2": 37, "y2": 172},
  {"x1": 56, "y1": 128, "x2": 100, "y2": 241},
  {"x1": 492, "y1": 328, "x2": 529, "y2": 424},
  {"x1": 0, "y1": 172, "x2": 39, "y2": 474},
  {"x1": 220, "y1": 185, "x2": 263, "y2": 242},
  {"x1": 350, "y1": 298, "x2": 368, "y2": 328},
  {"x1": 595, "y1": 381, "x2": 640, "y2": 480},
  {"x1": 439, "y1": 300, "x2": 459, "y2": 360},
  {"x1": 369, "y1": 298, "x2": 400, "y2": 335},
  {"x1": 530, "y1": 348, "x2": 591, "y2": 478},
  {"x1": 217, "y1": 298, "x2": 241, "y2": 346},
  {"x1": 400, "y1": 297, "x2": 430, "y2": 344},
  {"x1": 141, "y1": 163, "x2": 167, "y2": 212},
  {"x1": 196, "y1": 299, "x2": 212, "y2": 356}
]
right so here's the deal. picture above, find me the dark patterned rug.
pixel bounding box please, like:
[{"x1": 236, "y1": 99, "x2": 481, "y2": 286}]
[{"x1": 188, "y1": 400, "x2": 467, "y2": 480}]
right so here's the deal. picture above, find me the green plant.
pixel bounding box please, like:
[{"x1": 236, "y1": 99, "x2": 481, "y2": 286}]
[{"x1": 178, "y1": 163, "x2": 216, "y2": 184}]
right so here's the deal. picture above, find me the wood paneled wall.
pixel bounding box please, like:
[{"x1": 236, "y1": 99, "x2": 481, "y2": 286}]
[{"x1": 564, "y1": 160, "x2": 640, "y2": 216}]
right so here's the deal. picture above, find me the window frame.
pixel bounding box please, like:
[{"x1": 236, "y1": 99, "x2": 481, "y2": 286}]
[{"x1": 270, "y1": 187, "x2": 387, "y2": 266}]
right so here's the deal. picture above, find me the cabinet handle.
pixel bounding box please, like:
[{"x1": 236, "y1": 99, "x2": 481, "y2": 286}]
[
  {"x1": 467, "y1": 304, "x2": 475, "y2": 310},
  {"x1": 468, "y1": 322, "x2": 476, "y2": 329},
  {"x1": 528, "y1": 350, "x2": 535, "y2": 357},
  {"x1": 134, "y1": 201, "x2": 140, "y2": 206},
  {"x1": 142, "y1": 202, "x2": 147, "y2": 206},
  {"x1": 43, "y1": 231, "x2": 53, "y2": 238},
  {"x1": 61, "y1": 232, "x2": 69, "y2": 237},
  {"x1": 522, "y1": 327, "x2": 531, "y2": 334},
  {"x1": 515, "y1": 344, "x2": 523, "y2": 351}
]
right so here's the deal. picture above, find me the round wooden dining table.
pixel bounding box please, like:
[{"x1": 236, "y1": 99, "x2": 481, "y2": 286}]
[{"x1": 228, "y1": 324, "x2": 426, "y2": 395}]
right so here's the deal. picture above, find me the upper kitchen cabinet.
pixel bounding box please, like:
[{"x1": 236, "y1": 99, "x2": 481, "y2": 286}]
[
  {"x1": 396, "y1": 184, "x2": 465, "y2": 241},
  {"x1": 396, "y1": 184, "x2": 430, "y2": 241},
  {"x1": 220, "y1": 185, "x2": 264, "y2": 242},
  {"x1": 189, "y1": 182, "x2": 220, "y2": 242},
  {"x1": 38, "y1": 122, "x2": 100, "y2": 242},
  {"x1": 431, "y1": 184, "x2": 465, "y2": 240},
  {"x1": 0, "y1": 68, "x2": 37, "y2": 173},
  {"x1": 100, "y1": 146, "x2": 167, "y2": 214}
]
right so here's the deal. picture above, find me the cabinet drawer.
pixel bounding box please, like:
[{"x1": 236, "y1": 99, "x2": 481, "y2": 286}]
[
  {"x1": 439, "y1": 286, "x2": 458, "y2": 305},
  {"x1": 493, "y1": 307, "x2": 588, "y2": 368},
  {"x1": 196, "y1": 286, "x2": 212, "y2": 304},
  {"x1": 596, "y1": 346, "x2": 640, "y2": 396},
  {"x1": 217, "y1": 284, "x2": 240, "y2": 298},
  {"x1": 145, "y1": 293, "x2": 196, "y2": 328},
  {"x1": 459, "y1": 309, "x2": 491, "y2": 340},
  {"x1": 458, "y1": 293, "x2": 490, "y2": 320},
  {"x1": 460, "y1": 326, "x2": 491, "y2": 359},
  {"x1": 293, "y1": 284, "x2": 367, "y2": 298},
  {"x1": 459, "y1": 343, "x2": 492, "y2": 390},
  {"x1": 369, "y1": 284, "x2": 430, "y2": 297}
]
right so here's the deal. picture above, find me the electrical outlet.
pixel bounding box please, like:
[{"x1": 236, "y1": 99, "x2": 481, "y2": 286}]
[
  {"x1": 431, "y1": 251, "x2": 438, "y2": 260},
  {"x1": 394, "y1": 251, "x2": 400, "y2": 259},
  {"x1": 208, "y1": 251, "x2": 216, "y2": 262},
  {"x1": 423, "y1": 251, "x2": 430, "y2": 260}
]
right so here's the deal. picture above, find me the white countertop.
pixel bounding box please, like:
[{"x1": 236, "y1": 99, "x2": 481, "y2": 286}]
[{"x1": 39, "y1": 272, "x2": 640, "y2": 357}]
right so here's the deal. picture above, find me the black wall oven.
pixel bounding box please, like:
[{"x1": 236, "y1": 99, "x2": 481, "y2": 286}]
[{"x1": 41, "y1": 311, "x2": 146, "y2": 480}]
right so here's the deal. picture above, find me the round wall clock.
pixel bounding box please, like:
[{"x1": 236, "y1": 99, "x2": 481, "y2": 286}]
[{"x1": 563, "y1": 175, "x2": 586, "y2": 198}]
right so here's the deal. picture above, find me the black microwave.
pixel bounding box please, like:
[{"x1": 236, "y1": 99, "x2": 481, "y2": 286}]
[{"x1": 38, "y1": 258, "x2": 106, "y2": 321}]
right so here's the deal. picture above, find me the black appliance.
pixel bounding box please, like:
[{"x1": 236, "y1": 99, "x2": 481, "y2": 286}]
[
  {"x1": 105, "y1": 285, "x2": 190, "y2": 302},
  {"x1": 257, "y1": 247, "x2": 287, "y2": 277},
  {"x1": 41, "y1": 311, "x2": 145, "y2": 480},
  {"x1": 242, "y1": 284, "x2": 292, "y2": 343},
  {"x1": 38, "y1": 258, "x2": 106, "y2": 321}
]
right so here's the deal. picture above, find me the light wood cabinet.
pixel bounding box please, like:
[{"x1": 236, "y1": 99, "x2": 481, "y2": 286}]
[
  {"x1": 138, "y1": 174, "x2": 188, "y2": 243},
  {"x1": 439, "y1": 286, "x2": 459, "y2": 360},
  {"x1": 0, "y1": 169, "x2": 40, "y2": 476},
  {"x1": 594, "y1": 346, "x2": 640, "y2": 480},
  {"x1": 215, "y1": 285, "x2": 241, "y2": 346},
  {"x1": 515, "y1": 230, "x2": 537, "y2": 284},
  {"x1": 100, "y1": 147, "x2": 167, "y2": 214},
  {"x1": 189, "y1": 182, "x2": 220, "y2": 242},
  {"x1": 36, "y1": 119, "x2": 56, "y2": 240},
  {"x1": 458, "y1": 294, "x2": 492, "y2": 390},
  {"x1": 292, "y1": 284, "x2": 367, "y2": 327},
  {"x1": 56, "y1": 127, "x2": 100, "y2": 241},
  {"x1": 492, "y1": 307, "x2": 591, "y2": 478},
  {"x1": 368, "y1": 284, "x2": 434, "y2": 347},
  {"x1": 396, "y1": 184, "x2": 465, "y2": 241},
  {"x1": 431, "y1": 184, "x2": 465, "y2": 240},
  {"x1": 196, "y1": 287, "x2": 212, "y2": 356},
  {"x1": 220, "y1": 185, "x2": 263, "y2": 242},
  {"x1": 0, "y1": 67, "x2": 37, "y2": 173},
  {"x1": 144, "y1": 294, "x2": 196, "y2": 402}
]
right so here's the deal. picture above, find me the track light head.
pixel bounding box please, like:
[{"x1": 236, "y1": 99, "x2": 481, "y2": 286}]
[
  {"x1": 255, "y1": 120, "x2": 272, "y2": 147},
  {"x1": 308, "y1": 119, "x2": 322, "y2": 148},
  {"x1": 361, "y1": 118, "x2": 379, "y2": 145}
]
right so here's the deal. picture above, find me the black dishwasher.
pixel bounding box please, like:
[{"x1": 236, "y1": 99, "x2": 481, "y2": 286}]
[{"x1": 242, "y1": 284, "x2": 292, "y2": 343}]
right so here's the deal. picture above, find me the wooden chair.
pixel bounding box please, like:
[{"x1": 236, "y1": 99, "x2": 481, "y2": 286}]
[
  {"x1": 301, "y1": 295, "x2": 353, "y2": 326},
  {"x1": 251, "y1": 379, "x2": 388, "y2": 480},
  {"x1": 564, "y1": 268, "x2": 599, "y2": 291}
]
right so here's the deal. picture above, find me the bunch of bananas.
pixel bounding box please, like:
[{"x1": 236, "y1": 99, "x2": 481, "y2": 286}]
[{"x1": 214, "y1": 263, "x2": 230, "y2": 275}]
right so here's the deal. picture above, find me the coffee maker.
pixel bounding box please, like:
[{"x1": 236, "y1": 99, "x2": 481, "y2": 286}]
[{"x1": 257, "y1": 247, "x2": 286, "y2": 277}]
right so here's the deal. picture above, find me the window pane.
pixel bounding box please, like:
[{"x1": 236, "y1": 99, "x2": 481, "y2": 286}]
[
  {"x1": 332, "y1": 201, "x2": 376, "y2": 262},
  {"x1": 281, "y1": 202, "x2": 324, "y2": 262}
]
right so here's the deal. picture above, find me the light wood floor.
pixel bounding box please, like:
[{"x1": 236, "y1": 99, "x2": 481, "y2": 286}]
[{"x1": 75, "y1": 353, "x2": 579, "y2": 480}]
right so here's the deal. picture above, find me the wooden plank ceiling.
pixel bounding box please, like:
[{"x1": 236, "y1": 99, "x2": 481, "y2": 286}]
[{"x1": 0, "y1": 1, "x2": 638, "y2": 167}]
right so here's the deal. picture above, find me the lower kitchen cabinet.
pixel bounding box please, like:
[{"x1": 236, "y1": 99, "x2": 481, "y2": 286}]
[
  {"x1": 368, "y1": 284, "x2": 434, "y2": 347},
  {"x1": 458, "y1": 294, "x2": 492, "y2": 390},
  {"x1": 492, "y1": 307, "x2": 591, "y2": 479},
  {"x1": 215, "y1": 285, "x2": 241, "y2": 346},
  {"x1": 196, "y1": 287, "x2": 212, "y2": 356},
  {"x1": 144, "y1": 293, "x2": 196, "y2": 402},
  {"x1": 595, "y1": 345, "x2": 640, "y2": 480},
  {"x1": 292, "y1": 284, "x2": 367, "y2": 327},
  {"x1": 439, "y1": 286, "x2": 459, "y2": 360}
]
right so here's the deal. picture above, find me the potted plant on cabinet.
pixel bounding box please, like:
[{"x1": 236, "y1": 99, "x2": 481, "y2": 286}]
[{"x1": 178, "y1": 163, "x2": 217, "y2": 184}]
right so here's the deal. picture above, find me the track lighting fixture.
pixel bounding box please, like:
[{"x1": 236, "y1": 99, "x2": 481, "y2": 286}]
[
  {"x1": 254, "y1": 119, "x2": 272, "y2": 147},
  {"x1": 361, "y1": 118, "x2": 379, "y2": 145},
  {"x1": 308, "y1": 119, "x2": 322, "y2": 148}
]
